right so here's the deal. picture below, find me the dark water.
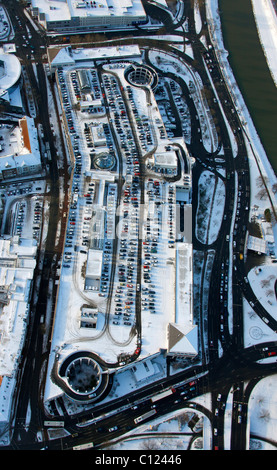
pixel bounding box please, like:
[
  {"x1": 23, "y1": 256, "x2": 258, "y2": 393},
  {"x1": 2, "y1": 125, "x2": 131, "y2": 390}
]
[{"x1": 219, "y1": 0, "x2": 277, "y2": 175}]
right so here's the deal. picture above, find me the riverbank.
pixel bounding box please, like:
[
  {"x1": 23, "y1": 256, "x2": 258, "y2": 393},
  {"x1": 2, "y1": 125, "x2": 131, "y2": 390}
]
[
  {"x1": 251, "y1": 0, "x2": 277, "y2": 87},
  {"x1": 206, "y1": 0, "x2": 277, "y2": 267},
  {"x1": 206, "y1": 0, "x2": 277, "y2": 187},
  {"x1": 215, "y1": 0, "x2": 277, "y2": 178}
]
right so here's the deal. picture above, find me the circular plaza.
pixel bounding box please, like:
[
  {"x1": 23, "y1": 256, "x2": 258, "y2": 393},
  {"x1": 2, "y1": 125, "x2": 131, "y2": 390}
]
[{"x1": 56, "y1": 351, "x2": 110, "y2": 403}]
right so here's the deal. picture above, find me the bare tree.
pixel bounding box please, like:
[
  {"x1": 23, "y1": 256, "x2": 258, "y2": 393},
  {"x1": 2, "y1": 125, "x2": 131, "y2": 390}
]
[
  {"x1": 257, "y1": 188, "x2": 267, "y2": 200},
  {"x1": 140, "y1": 439, "x2": 159, "y2": 450},
  {"x1": 259, "y1": 408, "x2": 270, "y2": 422},
  {"x1": 272, "y1": 183, "x2": 277, "y2": 194},
  {"x1": 256, "y1": 175, "x2": 269, "y2": 188}
]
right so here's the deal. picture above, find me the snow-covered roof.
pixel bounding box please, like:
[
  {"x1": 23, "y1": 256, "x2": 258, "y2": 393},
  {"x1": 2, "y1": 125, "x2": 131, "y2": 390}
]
[
  {"x1": 0, "y1": 117, "x2": 41, "y2": 173},
  {"x1": 2, "y1": 45, "x2": 17, "y2": 54},
  {"x1": 68, "y1": 0, "x2": 145, "y2": 18},
  {"x1": 154, "y1": 151, "x2": 177, "y2": 169},
  {"x1": 168, "y1": 242, "x2": 196, "y2": 356},
  {"x1": 32, "y1": 0, "x2": 146, "y2": 22},
  {"x1": 248, "y1": 235, "x2": 267, "y2": 254},
  {"x1": 32, "y1": 0, "x2": 71, "y2": 22},
  {"x1": 49, "y1": 47, "x2": 75, "y2": 68},
  {"x1": 49, "y1": 45, "x2": 141, "y2": 71},
  {"x1": 167, "y1": 323, "x2": 198, "y2": 356},
  {"x1": 0, "y1": 237, "x2": 37, "y2": 377},
  {"x1": 86, "y1": 249, "x2": 102, "y2": 278},
  {"x1": 0, "y1": 49, "x2": 21, "y2": 93}
]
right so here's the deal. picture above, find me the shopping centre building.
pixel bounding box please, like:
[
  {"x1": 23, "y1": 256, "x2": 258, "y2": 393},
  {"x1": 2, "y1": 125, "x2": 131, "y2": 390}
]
[
  {"x1": 31, "y1": 0, "x2": 147, "y2": 33},
  {"x1": 43, "y1": 44, "x2": 197, "y2": 411}
]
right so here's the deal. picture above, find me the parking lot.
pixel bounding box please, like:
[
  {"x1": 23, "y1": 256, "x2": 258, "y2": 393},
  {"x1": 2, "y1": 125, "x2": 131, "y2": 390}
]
[{"x1": 0, "y1": 181, "x2": 45, "y2": 241}]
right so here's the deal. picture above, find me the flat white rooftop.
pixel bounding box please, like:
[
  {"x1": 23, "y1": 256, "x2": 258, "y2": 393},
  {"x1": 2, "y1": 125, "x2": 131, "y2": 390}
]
[
  {"x1": 0, "y1": 117, "x2": 41, "y2": 175},
  {"x1": 0, "y1": 49, "x2": 21, "y2": 95},
  {"x1": 32, "y1": 0, "x2": 146, "y2": 23},
  {"x1": 0, "y1": 237, "x2": 37, "y2": 377},
  {"x1": 86, "y1": 249, "x2": 102, "y2": 279},
  {"x1": 48, "y1": 45, "x2": 141, "y2": 71}
]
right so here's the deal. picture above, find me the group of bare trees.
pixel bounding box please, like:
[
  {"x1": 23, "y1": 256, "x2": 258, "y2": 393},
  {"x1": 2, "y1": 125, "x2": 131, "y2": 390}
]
[{"x1": 260, "y1": 275, "x2": 276, "y2": 299}]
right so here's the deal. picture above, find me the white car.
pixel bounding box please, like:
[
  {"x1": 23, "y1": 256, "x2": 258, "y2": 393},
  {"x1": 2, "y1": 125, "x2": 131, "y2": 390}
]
[{"x1": 108, "y1": 426, "x2": 118, "y2": 432}]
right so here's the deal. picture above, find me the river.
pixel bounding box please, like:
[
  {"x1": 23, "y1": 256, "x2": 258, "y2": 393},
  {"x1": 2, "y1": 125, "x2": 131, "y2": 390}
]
[{"x1": 219, "y1": 0, "x2": 277, "y2": 175}]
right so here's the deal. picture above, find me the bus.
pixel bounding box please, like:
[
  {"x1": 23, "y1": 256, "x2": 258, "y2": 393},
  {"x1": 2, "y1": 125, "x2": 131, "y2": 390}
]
[
  {"x1": 134, "y1": 409, "x2": 157, "y2": 424},
  {"x1": 44, "y1": 421, "x2": 64, "y2": 427},
  {"x1": 150, "y1": 388, "x2": 175, "y2": 403},
  {"x1": 73, "y1": 442, "x2": 94, "y2": 450}
]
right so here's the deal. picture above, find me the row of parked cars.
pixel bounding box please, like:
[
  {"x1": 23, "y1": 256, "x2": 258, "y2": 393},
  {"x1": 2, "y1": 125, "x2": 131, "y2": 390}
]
[
  {"x1": 126, "y1": 85, "x2": 154, "y2": 151},
  {"x1": 64, "y1": 182, "x2": 96, "y2": 265},
  {"x1": 57, "y1": 68, "x2": 80, "y2": 155},
  {"x1": 113, "y1": 163, "x2": 140, "y2": 326},
  {"x1": 33, "y1": 200, "x2": 43, "y2": 240},
  {"x1": 69, "y1": 70, "x2": 81, "y2": 101},
  {"x1": 13, "y1": 198, "x2": 42, "y2": 241},
  {"x1": 112, "y1": 258, "x2": 140, "y2": 326},
  {"x1": 99, "y1": 185, "x2": 117, "y2": 295},
  {"x1": 101, "y1": 76, "x2": 142, "y2": 326},
  {"x1": 140, "y1": 179, "x2": 177, "y2": 313},
  {"x1": 57, "y1": 67, "x2": 92, "y2": 265},
  {"x1": 14, "y1": 201, "x2": 25, "y2": 237}
]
